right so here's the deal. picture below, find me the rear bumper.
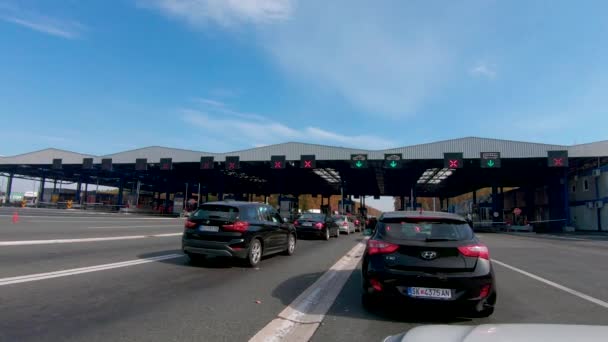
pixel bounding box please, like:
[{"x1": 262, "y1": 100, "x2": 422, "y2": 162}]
[
  {"x1": 362, "y1": 268, "x2": 495, "y2": 307},
  {"x1": 295, "y1": 227, "x2": 325, "y2": 237},
  {"x1": 182, "y1": 237, "x2": 249, "y2": 259}
]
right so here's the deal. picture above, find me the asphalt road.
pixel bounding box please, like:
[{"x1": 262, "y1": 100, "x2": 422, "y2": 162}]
[{"x1": 1, "y1": 211, "x2": 608, "y2": 341}]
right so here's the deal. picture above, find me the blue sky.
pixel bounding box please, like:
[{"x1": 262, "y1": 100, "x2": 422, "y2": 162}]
[{"x1": 1, "y1": 0, "x2": 608, "y2": 157}]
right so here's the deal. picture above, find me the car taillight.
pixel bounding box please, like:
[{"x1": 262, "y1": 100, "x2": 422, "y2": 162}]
[
  {"x1": 370, "y1": 278, "x2": 383, "y2": 292},
  {"x1": 367, "y1": 239, "x2": 399, "y2": 255},
  {"x1": 342, "y1": 221, "x2": 348, "y2": 227},
  {"x1": 184, "y1": 220, "x2": 197, "y2": 229},
  {"x1": 458, "y1": 244, "x2": 490, "y2": 260},
  {"x1": 355, "y1": 220, "x2": 360, "y2": 225},
  {"x1": 222, "y1": 221, "x2": 250, "y2": 232},
  {"x1": 478, "y1": 284, "x2": 491, "y2": 299},
  {"x1": 294, "y1": 220, "x2": 300, "y2": 226},
  {"x1": 314, "y1": 222, "x2": 324, "y2": 229}
]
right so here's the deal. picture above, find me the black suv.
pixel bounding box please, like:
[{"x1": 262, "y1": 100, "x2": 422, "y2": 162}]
[{"x1": 182, "y1": 201, "x2": 297, "y2": 267}]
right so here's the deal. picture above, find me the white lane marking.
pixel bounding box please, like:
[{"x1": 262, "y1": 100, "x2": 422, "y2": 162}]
[
  {"x1": 0, "y1": 233, "x2": 182, "y2": 246},
  {"x1": 492, "y1": 259, "x2": 608, "y2": 309},
  {"x1": 250, "y1": 239, "x2": 368, "y2": 342},
  {"x1": 0, "y1": 254, "x2": 184, "y2": 286},
  {"x1": 88, "y1": 225, "x2": 179, "y2": 229}
]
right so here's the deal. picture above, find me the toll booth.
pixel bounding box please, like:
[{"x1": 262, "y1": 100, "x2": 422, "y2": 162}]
[
  {"x1": 320, "y1": 204, "x2": 330, "y2": 215},
  {"x1": 279, "y1": 196, "x2": 299, "y2": 222},
  {"x1": 339, "y1": 199, "x2": 355, "y2": 214},
  {"x1": 358, "y1": 207, "x2": 368, "y2": 218}
]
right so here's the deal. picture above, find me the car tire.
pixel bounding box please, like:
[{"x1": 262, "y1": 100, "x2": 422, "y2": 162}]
[
  {"x1": 361, "y1": 293, "x2": 377, "y2": 311},
  {"x1": 470, "y1": 293, "x2": 496, "y2": 318},
  {"x1": 247, "y1": 239, "x2": 263, "y2": 267},
  {"x1": 324, "y1": 228, "x2": 331, "y2": 241},
  {"x1": 283, "y1": 234, "x2": 296, "y2": 256}
]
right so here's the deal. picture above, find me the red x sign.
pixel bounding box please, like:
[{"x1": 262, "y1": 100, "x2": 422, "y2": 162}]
[
  {"x1": 228, "y1": 162, "x2": 236, "y2": 170},
  {"x1": 304, "y1": 160, "x2": 312, "y2": 168},
  {"x1": 553, "y1": 158, "x2": 563, "y2": 166},
  {"x1": 449, "y1": 160, "x2": 459, "y2": 168},
  {"x1": 274, "y1": 161, "x2": 282, "y2": 169}
]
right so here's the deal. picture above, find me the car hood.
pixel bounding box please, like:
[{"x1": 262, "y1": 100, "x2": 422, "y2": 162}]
[{"x1": 384, "y1": 324, "x2": 608, "y2": 342}]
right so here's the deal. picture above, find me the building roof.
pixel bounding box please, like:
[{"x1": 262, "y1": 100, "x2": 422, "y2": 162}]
[{"x1": 1, "y1": 137, "x2": 606, "y2": 165}]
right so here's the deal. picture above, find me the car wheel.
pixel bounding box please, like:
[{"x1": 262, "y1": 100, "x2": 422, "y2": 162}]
[
  {"x1": 324, "y1": 228, "x2": 331, "y2": 241},
  {"x1": 283, "y1": 234, "x2": 296, "y2": 256},
  {"x1": 470, "y1": 293, "x2": 496, "y2": 318},
  {"x1": 247, "y1": 239, "x2": 263, "y2": 267},
  {"x1": 361, "y1": 293, "x2": 377, "y2": 311}
]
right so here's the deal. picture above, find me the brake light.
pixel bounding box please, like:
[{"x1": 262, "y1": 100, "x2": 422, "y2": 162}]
[
  {"x1": 370, "y1": 278, "x2": 383, "y2": 292},
  {"x1": 222, "y1": 221, "x2": 250, "y2": 232},
  {"x1": 342, "y1": 221, "x2": 348, "y2": 227},
  {"x1": 314, "y1": 222, "x2": 324, "y2": 230},
  {"x1": 294, "y1": 220, "x2": 300, "y2": 226},
  {"x1": 478, "y1": 284, "x2": 491, "y2": 299},
  {"x1": 367, "y1": 239, "x2": 399, "y2": 255},
  {"x1": 355, "y1": 219, "x2": 360, "y2": 225},
  {"x1": 458, "y1": 244, "x2": 490, "y2": 260},
  {"x1": 184, "y1": 220, "x2": 197, "y2": 229}
]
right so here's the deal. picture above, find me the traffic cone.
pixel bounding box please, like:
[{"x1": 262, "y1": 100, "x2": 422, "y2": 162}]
[{"x1": 12, "y1": 211, "x2": 19, "y2": 224}]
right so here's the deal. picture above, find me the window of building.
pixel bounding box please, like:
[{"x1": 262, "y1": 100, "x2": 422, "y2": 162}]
[{"x1": 583, "y1": 179, "x2": 590, "y2": 192}]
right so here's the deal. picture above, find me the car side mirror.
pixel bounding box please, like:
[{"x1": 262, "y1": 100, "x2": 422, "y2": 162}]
[
  {"x1": 363, "y1": 228, "x2": 373, "y2": 236},
  {"x1": 283, "y1": 217, "x2": 289, "y2": 223}
]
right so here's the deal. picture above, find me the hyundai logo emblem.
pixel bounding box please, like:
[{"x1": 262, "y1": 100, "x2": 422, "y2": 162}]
[{"x1": 421, "y1": 251, "x2": 437, "y2": 260}]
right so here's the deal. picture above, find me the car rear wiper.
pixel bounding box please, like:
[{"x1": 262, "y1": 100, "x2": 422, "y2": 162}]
[{"x1": 425, "y1": 238, "x2": 459, "y2": 242}]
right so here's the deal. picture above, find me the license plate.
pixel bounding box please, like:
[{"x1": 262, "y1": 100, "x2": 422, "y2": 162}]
[
  {"x1": 302, "y1": 222, "x2": 313, "y2": 227},
  {"x1": 407, "y1": 287, "x2": 452, "y2": 299},
  {"x1": 199, "y1": 225, "x2": 219, "y2": 232}
]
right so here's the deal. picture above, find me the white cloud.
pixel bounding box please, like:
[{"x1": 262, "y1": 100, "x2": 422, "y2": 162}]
[
  {"x1": 181, "y1": 108, "x2": 395, "y2": 150},
  {"x1": 0, "y1": 4, "x2": 84, "y2": 39},
  {"x1": 139, "y1": 1, "x2": 484, "y2": 118},
  {"x1": 470, "y1": 62, "x2": 497, "y2": 79},
  {"x1": 140, "y1": 0, "x2": 294, "y2": 27}
]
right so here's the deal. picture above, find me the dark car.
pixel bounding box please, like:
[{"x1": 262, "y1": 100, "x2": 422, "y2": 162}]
[
  {"x1": 361, "y1": 211, "x2": 496, "y2": 317},
  {"x1": 294, "y1": 212, "x2": 340, "y2": 240},
  {"x1": 182, "y1": 201, "x2": 297, "y2": 267}
]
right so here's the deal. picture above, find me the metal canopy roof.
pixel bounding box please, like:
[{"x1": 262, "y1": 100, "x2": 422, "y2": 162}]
[
  {"x1": 1, "y1": 137, "x2": 606, "y2": 199},
  {"x1": 1, "y1": 137, "x2": 606, "y2": 165}
]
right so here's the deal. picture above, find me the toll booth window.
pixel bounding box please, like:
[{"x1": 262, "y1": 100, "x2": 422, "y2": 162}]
[{"x1": 583, "y1": 179, "x2": 589, "y2": 191}]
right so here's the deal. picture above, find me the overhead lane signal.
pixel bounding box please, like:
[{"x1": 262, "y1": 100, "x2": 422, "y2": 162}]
[
  {"x1": 444, "y1": 153, "x2": 463, "y2": 169},
  {"x1": 384, "y1": 153, "x2": 402, "y2": 169},
  {"x1": 200, "y1": 156, "x2": 214, "y2": 170},
  {"x1": 136, "y1": 158, "x2": 148, "y2": 171},
  {"x1": 160, "y1": 158, "x2": 172, "y2": 171},
  {"x1": 300, "y1": 155, "x2": 316, "y2": 169},
  {"x1": 351, "y1": 154, "x2": 368, "y2": 169},
  {"x1": 271, "y1": 155, "x2": 286, "y2": 169},
  {"x1": 480, "y1": 152, "x2": 501, "y2": 168},
  {"x1": 548, "y1": 150, "x2": 568, "y2": 167},
  {"x1": 225, "y1": 156, "x2": 240, "y2": 170}
]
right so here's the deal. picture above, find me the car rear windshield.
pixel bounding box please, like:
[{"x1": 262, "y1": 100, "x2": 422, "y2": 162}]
[
  {"x1": 378, "y1": 217, "x2": 474, "y2": 241},
  {"x1": 332, "y1": 215, "x2": 346, "y2": 221},
  {"x1": 299, "y1": 213, "x2": 325, "y2": 221},
  {"x1": 191, "y1": 205, "x2": 240, "y2": 221}
]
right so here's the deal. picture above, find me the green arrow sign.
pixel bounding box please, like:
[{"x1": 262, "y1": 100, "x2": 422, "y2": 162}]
[
  {"x1": 487, "y1": 160, "x2": 495, "y2": 168},
  {"x1": 355, "y1": 160, "x2": 363, "y2": 168},
  {"x1": 390, "y1": 160, "x2": 398, "y2": 168}
]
